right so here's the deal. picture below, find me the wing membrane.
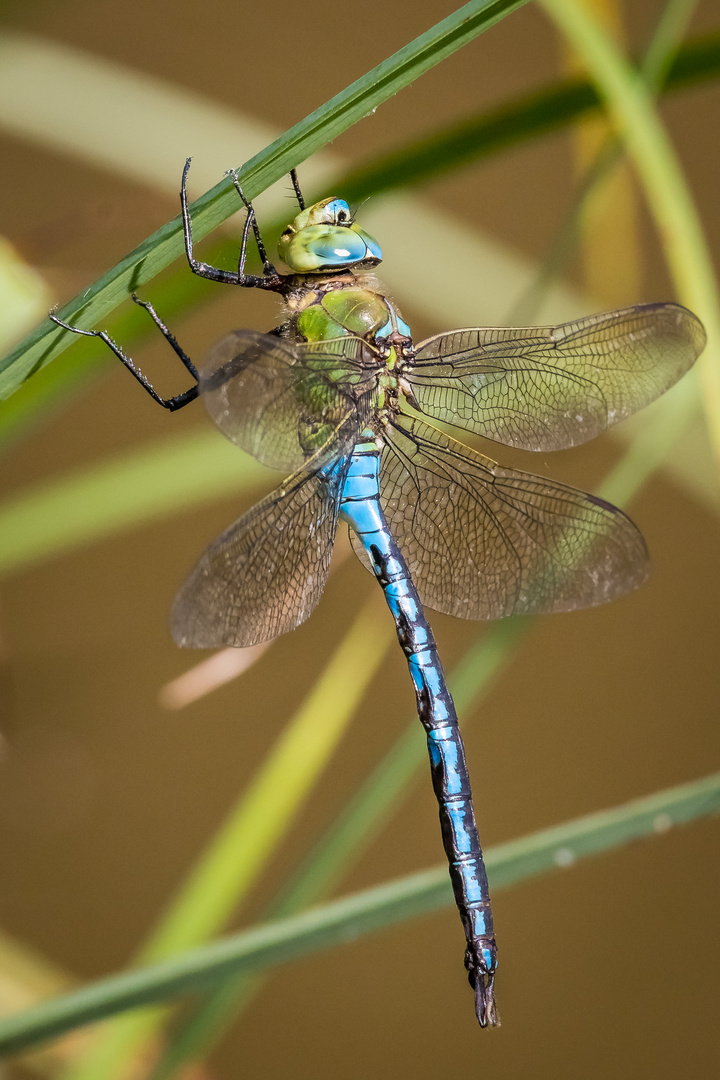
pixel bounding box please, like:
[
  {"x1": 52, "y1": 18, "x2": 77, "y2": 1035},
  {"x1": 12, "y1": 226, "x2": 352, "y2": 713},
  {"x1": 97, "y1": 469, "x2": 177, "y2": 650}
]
[
  {"x1": 351, "y1": 416, "x2": 648, "y2": 619},
  {"x1": 407, "y1": 302, "x2": 705, "y2": 450},
  {"x1": 200, "y1": 330, "x2": 376, "y2": 471},
  {"x1": 172, "y1": 462, "x2": 348, "y2": 648}
]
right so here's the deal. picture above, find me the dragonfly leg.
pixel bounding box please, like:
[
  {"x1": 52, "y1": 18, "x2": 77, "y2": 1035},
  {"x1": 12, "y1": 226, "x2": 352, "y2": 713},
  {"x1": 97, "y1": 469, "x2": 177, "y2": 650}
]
[
  {"x1": 225, "y1": 167, "x2": 277, "y2": 277},
  {"x1": 289, "y1": 167, "x2": 306, "y2": 210},
  {"x1": 49, "y1": 307, "x2": 198, "y2": 412},
  {"x1": 181, "y1": 158, "x2": 283, "y2": 292},
  {"x1": 130, "y1": 294, "x2": 198, "y2": 379}
]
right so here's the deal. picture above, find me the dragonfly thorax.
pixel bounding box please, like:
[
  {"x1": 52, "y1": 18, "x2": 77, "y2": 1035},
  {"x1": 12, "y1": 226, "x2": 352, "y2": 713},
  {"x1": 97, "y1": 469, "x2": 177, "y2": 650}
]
[
  {"x1": 280, "y1": 274, "x2": 415, "y2": 433},
  {"x1": 284, "y1": 277, "x2": 412, "y2": 351}
]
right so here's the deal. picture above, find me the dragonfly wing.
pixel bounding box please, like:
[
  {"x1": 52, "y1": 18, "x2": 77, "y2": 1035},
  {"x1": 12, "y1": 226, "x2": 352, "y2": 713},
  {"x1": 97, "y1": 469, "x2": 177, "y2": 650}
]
[
  {"x1": 351, "y1": 415, "x2": 648, "y2": 620},
  {"x1": 408, "y1": 302, "x2": 705, "y2": 450},
  {"x1": 172, "y1": 462, "x2": 347, "y2": 648},
  {"x1": 200, "y1": 330, "x2": 374, "y2": 471}
]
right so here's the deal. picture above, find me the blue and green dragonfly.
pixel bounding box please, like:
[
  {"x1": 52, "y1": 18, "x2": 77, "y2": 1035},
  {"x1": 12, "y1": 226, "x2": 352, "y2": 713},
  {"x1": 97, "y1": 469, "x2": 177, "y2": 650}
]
[{"x1": 51, "y1": 159, "x2": 705, "y2": 1025}]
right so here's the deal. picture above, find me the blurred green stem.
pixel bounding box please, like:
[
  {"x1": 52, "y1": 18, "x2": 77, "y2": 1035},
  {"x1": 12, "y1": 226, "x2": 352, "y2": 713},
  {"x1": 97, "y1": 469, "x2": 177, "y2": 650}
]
[
  {"x1": 2, "y1": 770, "x2": 718, "y2": 1059},
  {"x1": 540, "y1": 0, "x2": 720, "y2": 471},
  {"x1": 508, "y1": 0, "x2": 699, "y2": 323}
]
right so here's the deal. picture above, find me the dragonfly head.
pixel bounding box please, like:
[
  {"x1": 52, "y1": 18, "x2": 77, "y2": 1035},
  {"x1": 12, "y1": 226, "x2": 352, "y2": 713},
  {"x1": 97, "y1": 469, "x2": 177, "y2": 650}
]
[{"x1": 277, "y1": 197, "x2": 382, "y2": 273}]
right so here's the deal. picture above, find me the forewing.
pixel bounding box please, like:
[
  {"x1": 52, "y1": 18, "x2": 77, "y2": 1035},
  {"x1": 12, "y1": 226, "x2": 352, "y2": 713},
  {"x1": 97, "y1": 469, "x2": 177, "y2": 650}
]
[
  {"x1": 200, "y1": 330, "x2": 374, "y2": 471},
  {"x1": 408, "y1": 302, "x2": 705, "y2": 450},
  {"x1": 350, "y1": 416, "x2": 648, "y2": 620},
  {"x1": 172, "y1": 463, "x2": 347, "y2": 648}
]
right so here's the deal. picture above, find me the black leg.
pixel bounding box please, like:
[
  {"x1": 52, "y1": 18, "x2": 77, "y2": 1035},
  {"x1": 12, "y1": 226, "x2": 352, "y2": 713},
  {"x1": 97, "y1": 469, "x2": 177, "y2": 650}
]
[
  {"x1": 225, "y1": 167, "x2": 277, "y2": 276},
  {"x1": 237, "y1": 204, "x2": 258, "y2": 280},
  {"x1": 49, "y1": 308, "x2": 199, "y2": 412},
  {"x1": 131, "y1": 295, "x2": 198, "y2": 379},
  {"x1": 180, "y1": 158, "x2": 283, "y2": 292},
  {"x1": 290, "y1": 168, "x2": 306, "y2": 211}
]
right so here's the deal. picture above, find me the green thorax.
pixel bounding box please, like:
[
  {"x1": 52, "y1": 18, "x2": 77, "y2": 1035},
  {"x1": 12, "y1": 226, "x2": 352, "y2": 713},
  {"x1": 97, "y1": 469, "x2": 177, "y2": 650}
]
[
  {"x1": 291, "y1": 280, "x2": 394, "y2": 344},
  {"x1": 283, "y1": 276, "x2": 410, "y2": 445}
]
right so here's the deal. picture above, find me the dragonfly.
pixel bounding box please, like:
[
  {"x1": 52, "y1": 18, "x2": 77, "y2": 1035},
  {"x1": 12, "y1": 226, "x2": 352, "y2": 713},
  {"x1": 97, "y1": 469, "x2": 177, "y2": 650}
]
[{"x1": 51, "y1": 158, "x2": 705, "y2": 1026}]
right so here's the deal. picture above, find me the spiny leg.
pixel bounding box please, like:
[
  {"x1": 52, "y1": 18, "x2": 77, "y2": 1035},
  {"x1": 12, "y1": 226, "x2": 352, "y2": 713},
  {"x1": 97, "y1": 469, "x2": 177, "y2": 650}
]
[
  {"x1": 180, "y1": 157, "x2": 282, "y2": 291},
  {"x1": 130, "y1": 294, "x2": 198, "y2": 379},
  {"x1": 290, "y1": 168, "x2": 305, "y2": 210},
  {"x1": 225, "y1": 167, "x2": 276, "y2": 277},
  {"x1": 49, "y1": 304, "x2": 198, "y2": 411}
]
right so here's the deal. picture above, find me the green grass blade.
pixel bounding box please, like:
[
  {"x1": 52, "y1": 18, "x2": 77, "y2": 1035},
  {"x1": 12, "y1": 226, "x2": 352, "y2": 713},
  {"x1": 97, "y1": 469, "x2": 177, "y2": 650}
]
[
  {"x1": 0, "y1": 0, "x2": 530, "y2": 404},
  {"x1": 640, "y1": 0, "x2": 699, "y2": 86},
  {"x1": 1, "y1": 770, "x2": 717, "y2": 1058},
  {"x1": 540, "y1": 0, "x2": 720, "y2": 470}
]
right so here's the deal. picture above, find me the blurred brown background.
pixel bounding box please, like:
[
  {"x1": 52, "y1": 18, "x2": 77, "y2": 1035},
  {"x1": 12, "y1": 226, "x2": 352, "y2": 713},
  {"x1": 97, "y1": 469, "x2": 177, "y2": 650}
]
[{"x1": 0, "y1": 1, "x2": 719, "y2": 1077}]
